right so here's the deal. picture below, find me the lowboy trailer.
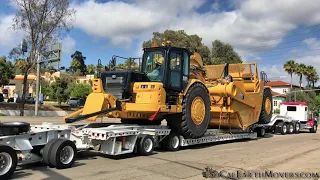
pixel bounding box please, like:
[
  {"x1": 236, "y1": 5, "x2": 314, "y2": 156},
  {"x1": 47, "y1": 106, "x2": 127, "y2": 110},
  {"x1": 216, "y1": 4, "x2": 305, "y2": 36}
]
[{"x1": 0, "y1": 108, "x2": 317, "y2": 179}]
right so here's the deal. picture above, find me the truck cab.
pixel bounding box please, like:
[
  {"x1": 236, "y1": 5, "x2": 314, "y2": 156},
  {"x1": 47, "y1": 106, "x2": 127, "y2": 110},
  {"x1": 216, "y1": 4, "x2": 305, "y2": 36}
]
[
  {"x1": 279, "y1": 102, "x2": 309, "y2": 122},
  {"x1": 279, "y1": 101, "x2": 317, "y2": 132}
]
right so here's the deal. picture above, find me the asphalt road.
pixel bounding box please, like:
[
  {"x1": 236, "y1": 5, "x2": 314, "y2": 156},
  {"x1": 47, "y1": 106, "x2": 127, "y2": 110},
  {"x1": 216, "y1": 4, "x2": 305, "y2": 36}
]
[{"x1": 1, "y1": 116, "x2": 320, "y2": 180}]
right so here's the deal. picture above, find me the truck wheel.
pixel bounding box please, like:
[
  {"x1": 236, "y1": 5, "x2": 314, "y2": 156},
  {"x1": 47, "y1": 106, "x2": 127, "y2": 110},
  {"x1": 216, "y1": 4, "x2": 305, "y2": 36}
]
[
  {"x1": 0, "y1": 145, "x2": 17, "y2": 180},
  {"x1": 256, "y1": 127, "x2": 266, "y2": 137},
  {"x1": 258, "y1": 88, "x2": 273, "y2": 124},
  {"x1": 136, "y1": 135, "x2": 155, "y2": 156},
  {"x1": 163, "y1": 132, "x2": 180, "y2": 151},
  {"x1": 287, "y1": 123, "x2": 294, "y2": 134},
  {"x1": 49, "y1": 139, "x2": 77, "y2": 169},
  {"x1": 42, "y1": 138, "x2": 64, "y2": 168},
  {"x1": 294, "y1": 122, "x2": 300, "y2": 134},
  {"x1": 181, "y1": 83, "x2": 210, "y2": 139},
  {"x1": 279, "y1": 122, "x2": 287, "y2": 135},
  {"x1": 310, "y1": 122, "x2": 317, "y2": 133}
]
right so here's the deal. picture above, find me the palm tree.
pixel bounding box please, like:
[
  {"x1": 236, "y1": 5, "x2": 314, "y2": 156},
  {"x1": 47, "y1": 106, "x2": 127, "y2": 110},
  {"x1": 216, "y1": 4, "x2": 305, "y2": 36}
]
[
  {"x1": 305, "y1": 66, "x2": 315, "y2": 87},
  {"x1": 295, "y1": 63, "x2": 307, "y2": 88},
  {"x1": 124, "y1": 57, "x2": 137, "y2": 70},
  {"x1": 283, "y1": 60, "x2": 297, "y2": 88},
  {"x1": 306, "y1": 67, "x2": 319, "y2": 88}
]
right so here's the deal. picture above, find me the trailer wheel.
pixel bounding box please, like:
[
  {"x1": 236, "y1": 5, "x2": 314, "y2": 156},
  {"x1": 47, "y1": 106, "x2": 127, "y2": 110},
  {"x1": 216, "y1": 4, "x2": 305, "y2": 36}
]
[
  {"x1": 310, "y1": 122, "x2": 317, "y2": 133},
  {"x1": 287, "y1": 123, "x2": 294, "y2": 134},
  {"x1": 163, "y1": 132, "x2": 180, "y2": 151},
  {"x1": 0, "y1": 145, "x2": 17, "y2": 180},
  {"x1": 137, "y1": 135, "x2": 155, "y2": 156},
  {"x1": 49, "y1": 139, "x2": 77, "y2": 169},
  {"x1": 256, "y1": 127, "x2": 266, "y2": 137},
  {"x1": 181, "y1": 83, "x2": 210, "y2": 139},
  {"x1": 279, "y1": 122, "x2": 287, "y2": 135},
  {"x1": 42, "y1": 138, "x2": 64, "y2": 168},
  {"x1": 294, "y1": 122, "x2": 300, "y2": 134}
]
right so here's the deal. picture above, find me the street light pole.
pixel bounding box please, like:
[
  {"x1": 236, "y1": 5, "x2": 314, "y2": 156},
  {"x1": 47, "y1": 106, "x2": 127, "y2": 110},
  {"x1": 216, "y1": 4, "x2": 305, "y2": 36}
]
[{"x1": 35, "y1": 53, "x2": 40, "y2": 116}]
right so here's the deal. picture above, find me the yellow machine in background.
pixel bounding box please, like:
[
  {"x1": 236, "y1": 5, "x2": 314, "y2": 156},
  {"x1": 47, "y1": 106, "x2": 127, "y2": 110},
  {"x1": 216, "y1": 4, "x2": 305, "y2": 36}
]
[{"x1": 64, "y1": 41, "x2": 273, "y2": 139}]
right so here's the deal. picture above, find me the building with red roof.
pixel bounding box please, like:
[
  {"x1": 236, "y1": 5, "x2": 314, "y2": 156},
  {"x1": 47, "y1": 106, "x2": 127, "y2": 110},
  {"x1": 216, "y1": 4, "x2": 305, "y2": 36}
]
[{"x1": 265, "y1": 80, "x2": 301, "y2": 113}]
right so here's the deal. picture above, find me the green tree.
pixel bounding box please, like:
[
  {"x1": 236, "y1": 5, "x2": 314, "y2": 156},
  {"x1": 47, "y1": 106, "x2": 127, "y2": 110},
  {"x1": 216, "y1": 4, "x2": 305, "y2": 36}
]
[
  {"x1": 40, "y1": 78, "x2": 54, "y2": 100},
  {"x1": 142, "y1": 30, "x2": 212, "y2": 64},
  {"x1": 124, "y1": 57, "x2": 138, "y2": 70},
  {"x1": 0, "y1": 56, "x2": 15, "y2": 87},
  {"x1": 305, "y1": 66, "x2": 319, "y2": 88},
  {"x1": 87, "y1": 64, "x2": 96, "y2": 74},
  {"x1": 283, "y1": 60, "x2": 297, "y2": 89},
  {"x1": 211, "y1": 40, "x2": 242, "y2": 65},
  {"x1": 70, "y1": 83, "x2": 92, "y2": 98},
  {"x1": 116, "y1": 63, "x2": 125, "y2": 70},
  {"x1": 295, "y1": 63, "x2": 307, "y2": 88},
  {"x1": 69, "y1": 51, "x2": 86, "y2": 75},
  {"x1": 51, "y1": 78, "x2": 70, "y2": 106},
  {"x1": 9, "y1": 0, "x2": 75, "y2": 115}
]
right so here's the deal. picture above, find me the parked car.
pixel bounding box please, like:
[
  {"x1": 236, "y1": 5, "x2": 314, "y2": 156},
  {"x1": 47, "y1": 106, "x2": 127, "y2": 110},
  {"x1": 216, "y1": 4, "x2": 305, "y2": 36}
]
[
  {"x1": 68, "y1": 97, "x2": 80, "y2": 107},
  {"x1": 68, "y1": 97, "x2": 86, "y2": 107},
  {"x1": 0, "y1": 93, "x2": 4, "y2": 102},
  {"x1": 16, "y1": 97, "x2": 36, "y2": 104}
]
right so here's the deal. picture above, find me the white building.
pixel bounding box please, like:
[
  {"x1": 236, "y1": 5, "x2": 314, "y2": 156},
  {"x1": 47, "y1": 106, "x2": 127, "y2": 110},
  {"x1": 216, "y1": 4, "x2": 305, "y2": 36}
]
[{"x1": 265, "y1": 81, "x2": 301, "y2": 113}]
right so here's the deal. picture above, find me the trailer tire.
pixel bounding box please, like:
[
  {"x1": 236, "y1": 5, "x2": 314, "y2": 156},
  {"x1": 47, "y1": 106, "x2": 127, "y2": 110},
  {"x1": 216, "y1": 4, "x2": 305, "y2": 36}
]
[
  {"x1": 287, "y1": 123, "x2": 294, "y2": 134},
  {"x1": 0, "y1": 145, "x2": 17, "y2": 180},
  {"x1": 279, "y1": 122, "x2": 287, "y2": 135},
  {"x1": 49, "y1": 139, "x2": 77, "y2": 169},
  {"x1": 258, "y1": 88, "x2": 273, "y2": 124},
  {"x1": 294, "y1": 122, "x2": 300, "y2": 134},
  {"x1": 163, "y1": 132, "x2": 180, "y2": 151},
  {"x1": 180, "y1": 83, "x2": 210, "y2": 139},
  {"x1": 137, "y1": 135, "x2": 154, "y2": 156},
  {"x1": 256, "y1": 127, "x2": 266, "y2": 137},
  {"x1": 43, "y1": 138, "x2": 63, "y2": 168},
  {"x1": 310, "y1": 122, "x2": 317, "y2": 133}
]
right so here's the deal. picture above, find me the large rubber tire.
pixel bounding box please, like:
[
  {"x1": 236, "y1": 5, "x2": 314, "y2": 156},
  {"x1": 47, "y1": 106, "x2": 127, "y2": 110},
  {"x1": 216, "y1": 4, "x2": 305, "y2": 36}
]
[
  {"x1": 310, "y1": 122, "x2": 317, "y2": 133},
  {"x1": 180, "y1": 83, "x2": 210, "y2": 139},
  {"x1": 0, "y1": 145, "x2": 17, "y2": 180},
  {"x1": 256, "y1": 127, "x2": 266, "y2": 137},
  {"x1": 294, "y1": 122, "x2": 300, "y2": 134},
  {"x1": 258, "y1": 88, "x2": 273, "y2": 124},
  {"x1": 49, "y1": 139, "x2": 77, "y2": 169},
  {"x1": 42, "y1": 138, "x2": 64, "y2": 168},
  {"x1": 162, "y1": 132, "x2": 180, "y2": 151},
  {"x1": 136, "y1": 135, "x2": 155, "y2": 156}
]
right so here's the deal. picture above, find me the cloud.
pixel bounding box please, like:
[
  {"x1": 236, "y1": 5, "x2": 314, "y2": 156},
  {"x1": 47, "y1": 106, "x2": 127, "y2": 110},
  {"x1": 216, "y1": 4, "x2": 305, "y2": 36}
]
[
  {"x1": 0, "y1": 15, "x2": 24, "y2": 51},
  {"x1": 71, "y1": 0, "x2": 320, "y2": 62},
  {"x1": 61, "y1": 35, "x2": 76, "y2": 55}
]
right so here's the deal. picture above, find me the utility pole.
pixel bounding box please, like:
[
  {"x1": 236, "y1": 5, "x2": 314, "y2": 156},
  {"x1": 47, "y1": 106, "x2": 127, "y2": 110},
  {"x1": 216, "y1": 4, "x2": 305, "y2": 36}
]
[{"x1": 35, "y1": 53, "x2": 41, "y2": 116}]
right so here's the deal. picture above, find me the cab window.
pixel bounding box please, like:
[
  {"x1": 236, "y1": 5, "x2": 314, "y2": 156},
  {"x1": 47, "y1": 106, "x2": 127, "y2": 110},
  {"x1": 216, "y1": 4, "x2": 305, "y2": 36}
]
[{"x1": 169, "y1": 51, "x2": 182, "y2": 89}]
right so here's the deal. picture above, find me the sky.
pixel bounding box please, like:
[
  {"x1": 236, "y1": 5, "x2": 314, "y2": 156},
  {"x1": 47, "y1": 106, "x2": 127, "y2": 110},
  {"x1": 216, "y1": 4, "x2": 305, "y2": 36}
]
[{"x1": 1, "y1": 0, "x2": 320, "y2": 86}]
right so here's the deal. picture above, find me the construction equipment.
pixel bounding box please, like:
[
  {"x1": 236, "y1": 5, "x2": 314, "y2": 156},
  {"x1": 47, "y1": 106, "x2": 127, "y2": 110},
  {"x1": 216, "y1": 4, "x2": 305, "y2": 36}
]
[{"x1": 63, "y1": 41, "x2": 273, "y2": 139}]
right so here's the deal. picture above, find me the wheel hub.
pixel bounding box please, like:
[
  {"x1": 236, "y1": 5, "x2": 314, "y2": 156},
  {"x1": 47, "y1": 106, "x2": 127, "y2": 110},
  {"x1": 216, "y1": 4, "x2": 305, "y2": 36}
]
[
  {"x1": 191, "y1": 97, "x2": 205, "y2": 125},
  {"x1": 283, "y1": 125, "x2": 287, "y2": 133},
  {"x1": 144, "y1": 139, "x2": 153, "y2": 152},
  {"x1": 60, "y1": 146, "x2": 74, "y2": 165},
  {"x1": 172, "y1": 136, "x2": 179, "y2": 148},
  {"x1": 0, "y1": 152, "x2": 12, "y2": 176},
  {"x1": 265, "y1": 97, "x2": 271, "y2": 115}
]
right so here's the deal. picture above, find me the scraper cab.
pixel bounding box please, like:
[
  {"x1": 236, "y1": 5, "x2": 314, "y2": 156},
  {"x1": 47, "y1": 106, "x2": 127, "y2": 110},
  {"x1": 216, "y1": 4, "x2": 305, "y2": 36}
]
[{"x1": 63, "y1": 41, "x2": 273, "y2": 139}]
